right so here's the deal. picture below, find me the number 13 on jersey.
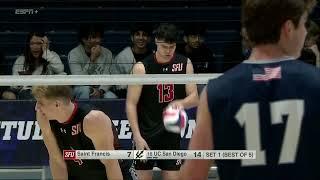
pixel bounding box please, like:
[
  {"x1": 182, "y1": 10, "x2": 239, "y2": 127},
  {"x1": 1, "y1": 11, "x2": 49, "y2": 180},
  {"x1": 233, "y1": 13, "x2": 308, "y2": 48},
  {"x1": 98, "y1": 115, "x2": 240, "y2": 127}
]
[{"x1": 157, "y1": 84, "x2": 174, "y2": 103}]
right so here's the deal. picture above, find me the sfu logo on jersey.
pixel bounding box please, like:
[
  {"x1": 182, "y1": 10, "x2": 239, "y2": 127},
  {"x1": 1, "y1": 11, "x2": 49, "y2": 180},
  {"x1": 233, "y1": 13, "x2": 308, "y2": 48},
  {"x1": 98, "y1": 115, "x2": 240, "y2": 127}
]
[
  {"x1": 172, "y1": 63, "x2": 183, "y2": 72},
  {"x1": 72, "y1": 123, "x2": 82, "y2": 136}
]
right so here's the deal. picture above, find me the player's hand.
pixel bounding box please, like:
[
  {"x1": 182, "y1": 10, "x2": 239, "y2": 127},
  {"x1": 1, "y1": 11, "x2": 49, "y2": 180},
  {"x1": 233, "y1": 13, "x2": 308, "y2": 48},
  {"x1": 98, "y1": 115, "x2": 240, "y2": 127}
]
[
  {"x1": 134, "y1": 135, "x2": 150, "y2": 163},
  {"x1": 35, "y1": 108, "x2": 48, "y2": 122},
  {"x1": 90, "y1": 45, "x2": 101, "y2": 62},
  {"x1": 41, "y1": 36, "x2": 50, "y2": 59},
  {"x1": 168, "y1": 100, "x2": 184, "y2": 110},
  {"x1": 133, "y1": 135, "x2": 150, "y2": 151}
]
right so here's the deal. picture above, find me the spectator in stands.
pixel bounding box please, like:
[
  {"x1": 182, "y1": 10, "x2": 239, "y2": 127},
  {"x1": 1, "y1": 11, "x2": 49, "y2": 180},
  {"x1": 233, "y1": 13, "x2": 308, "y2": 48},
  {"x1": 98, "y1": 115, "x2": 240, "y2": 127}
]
[
  {"x1": 0, "y1": 50, "x2": 16, "y2": 99},
  {"x1": 299, "y1": 20, "x2": 320, "y2": 66},
  {"x1": 68, "y1": 24, "x2": 116, "y2": 99},
  {"x1": 112, "y1": 23, "x2": 153, "y2": 98},
  {"x1": 177, "y1": 25, "x2": 217, "y2": 73},
  {"x1": 222, "y1": 27, "x2": 250, "y2": 72},
  {"x1": 11, "y1": 31, "x2": 65, "y2": 99}
]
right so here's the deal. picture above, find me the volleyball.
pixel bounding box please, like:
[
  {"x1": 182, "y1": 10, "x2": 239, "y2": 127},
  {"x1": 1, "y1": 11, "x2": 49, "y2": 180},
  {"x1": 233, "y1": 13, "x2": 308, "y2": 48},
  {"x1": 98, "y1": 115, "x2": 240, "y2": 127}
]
[{"x1": 163, "y1": 106, "x2": 188, "y2": 134}]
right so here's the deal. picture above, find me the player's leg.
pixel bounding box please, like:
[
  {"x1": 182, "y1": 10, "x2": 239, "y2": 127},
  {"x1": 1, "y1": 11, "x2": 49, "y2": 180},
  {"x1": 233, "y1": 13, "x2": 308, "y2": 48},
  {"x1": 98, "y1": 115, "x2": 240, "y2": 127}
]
[
  {"x1": 119, "y1": 159, "x2": 137, "y2": 180},
  {"x1": 158, "y1": 158, "x2": 181, "y2": 180},
  {"x1": 134, "y1": 159, "x2": 153, "y2": 180},
  {"x1": 158, "y1": 131, "x2": 181, "y2": 180},
  {"x1": 162, "y1": 170, "x2": 180, "y2": 180},
  {"x1": 136, "y1": 169, "x2": 153, "y2": 180},
  {"x1": 133, "y1": 140, "x2": 154, "y2": 180}
]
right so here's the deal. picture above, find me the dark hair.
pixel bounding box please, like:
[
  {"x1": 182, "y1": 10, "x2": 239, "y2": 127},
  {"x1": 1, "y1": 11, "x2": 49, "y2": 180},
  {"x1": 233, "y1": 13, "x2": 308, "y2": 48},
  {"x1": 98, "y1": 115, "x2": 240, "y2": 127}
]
[
  {"x1": 78, "y1": 23, "x2": 104, "y2": 42},
  {"x1": 242, "y1": 0, "x2": 316, "y2": 46},
  {"x1": 154, "y1": 23, "x2": 178, "y2": 43},
  {"x1": 24, "y1": 31, "x2": 48, "y2": 74},
  {"x1": 130, "y1": 23, "x2": 153, "y2": 36},
  {"x1": 184, "y1": 24, "x2": 207, "y2": 36}
]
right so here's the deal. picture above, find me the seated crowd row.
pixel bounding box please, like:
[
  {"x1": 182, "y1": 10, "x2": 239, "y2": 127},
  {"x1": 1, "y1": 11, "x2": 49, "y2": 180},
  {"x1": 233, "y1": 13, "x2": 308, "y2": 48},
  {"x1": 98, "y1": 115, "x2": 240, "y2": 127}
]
[{"x1": 0, "y1": 21, "x2": 319, "y2": 100}]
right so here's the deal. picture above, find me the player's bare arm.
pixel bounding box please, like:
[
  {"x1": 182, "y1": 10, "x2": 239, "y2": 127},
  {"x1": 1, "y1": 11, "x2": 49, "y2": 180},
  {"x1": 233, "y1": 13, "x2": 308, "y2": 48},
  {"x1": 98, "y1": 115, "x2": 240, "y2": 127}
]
[
  {"x1": 36, "y1": 110, "x2": 68, "y2": 180},
  {"x1": 83, "y1": 110, "x2": 123, "y2": 180},
  {"x1": 179, "y1": 87, "x2": 213, "y2": 180},
  {"x1": 126, "y1": 62, "x2": 150, "y2": 150},
  {"x1": 170, "y1": 58, "x2": 199, "y2": 109}
]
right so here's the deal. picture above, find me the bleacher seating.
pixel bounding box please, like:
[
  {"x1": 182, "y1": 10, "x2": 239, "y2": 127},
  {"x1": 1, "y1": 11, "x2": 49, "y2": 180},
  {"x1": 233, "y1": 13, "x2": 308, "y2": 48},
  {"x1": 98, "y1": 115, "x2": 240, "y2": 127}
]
[
  {"x1": 1, "y1": 0, "x2": 241, "y2": 8},
  {"x1": 0, "y1": 30, "x2": 238, "y2": 53},
  {"x1": 0, "y1": 1, "x2": 319, "y2": 74},
  {"x1": 0, "y1": 6, "x2": 240, "y2": 31},
  {"x1": 0, "y1": 29, "x2": 239, "y2": 74},
  {"x1": 0, "y1": 4, "x2": 242, "y2": 74}
]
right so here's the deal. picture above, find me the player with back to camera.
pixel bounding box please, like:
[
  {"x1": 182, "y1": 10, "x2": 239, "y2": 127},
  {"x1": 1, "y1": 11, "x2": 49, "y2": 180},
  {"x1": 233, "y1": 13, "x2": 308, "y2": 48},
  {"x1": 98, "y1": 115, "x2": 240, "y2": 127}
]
[
  {"x1": 180, "y1": 0, "x2": 320, "y2": 180},
  {"x1": 126, "y1": 23, "x2": 199, "y2": 180},
  {"x1": 32, "y1": 85, "x2": 134, "y2": 180}
]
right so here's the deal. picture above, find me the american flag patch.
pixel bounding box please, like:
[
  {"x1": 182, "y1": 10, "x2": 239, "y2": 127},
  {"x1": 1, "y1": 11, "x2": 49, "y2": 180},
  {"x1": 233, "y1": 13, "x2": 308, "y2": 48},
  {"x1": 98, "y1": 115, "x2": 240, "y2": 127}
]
[{"x1": 253, "y1": 66, "x2": 282, "y2": 81}]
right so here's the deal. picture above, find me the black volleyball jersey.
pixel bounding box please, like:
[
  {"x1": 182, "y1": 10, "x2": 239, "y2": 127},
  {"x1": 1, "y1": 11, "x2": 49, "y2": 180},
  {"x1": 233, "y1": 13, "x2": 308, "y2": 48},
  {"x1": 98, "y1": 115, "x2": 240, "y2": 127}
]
[
  {"x1": 137, "y1": 53, "x2": 187, "y2": 138},
  {"x1": 49, "y1": 103, "x2": 120, "y2": 180}
]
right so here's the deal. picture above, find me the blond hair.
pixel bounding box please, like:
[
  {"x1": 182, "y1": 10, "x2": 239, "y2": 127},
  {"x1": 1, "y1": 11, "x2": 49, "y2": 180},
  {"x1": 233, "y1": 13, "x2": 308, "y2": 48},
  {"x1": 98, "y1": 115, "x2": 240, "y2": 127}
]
[{"x1": 32, "y1": 85, "x2": 72, "y2": 102}]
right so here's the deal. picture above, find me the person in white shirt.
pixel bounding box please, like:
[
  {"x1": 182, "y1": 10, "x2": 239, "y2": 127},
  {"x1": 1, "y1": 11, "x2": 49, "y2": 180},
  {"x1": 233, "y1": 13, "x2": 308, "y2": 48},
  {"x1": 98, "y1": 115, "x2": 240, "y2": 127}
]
[
  {"x1": 68, "y1": 24, "x2": 116, "y2": 99},
  {"x1": 12, "y1": 31, "x2": 65, "y2": 99}
]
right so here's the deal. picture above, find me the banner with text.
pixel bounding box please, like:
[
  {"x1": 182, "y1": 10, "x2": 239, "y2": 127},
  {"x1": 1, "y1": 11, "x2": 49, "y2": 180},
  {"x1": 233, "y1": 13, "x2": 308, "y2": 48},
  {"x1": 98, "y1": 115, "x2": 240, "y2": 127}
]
[{"x1": 0, "y1": 100, "x2": 196, "y2": 166}]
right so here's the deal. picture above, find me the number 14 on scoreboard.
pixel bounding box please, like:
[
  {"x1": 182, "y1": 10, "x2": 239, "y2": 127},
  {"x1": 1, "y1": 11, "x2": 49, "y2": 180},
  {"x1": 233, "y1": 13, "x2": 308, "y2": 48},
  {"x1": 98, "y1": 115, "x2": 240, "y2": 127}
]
[{"x1": 63, "y1": 150, "x2": 256, "y2": 160}]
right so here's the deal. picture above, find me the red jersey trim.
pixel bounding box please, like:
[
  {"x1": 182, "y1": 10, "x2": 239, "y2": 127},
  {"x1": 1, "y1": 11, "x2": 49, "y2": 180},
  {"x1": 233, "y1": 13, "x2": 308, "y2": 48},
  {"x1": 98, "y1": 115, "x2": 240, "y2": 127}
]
[{"x1": 63, "y1": 102, "x2": 78, "y2": 125}]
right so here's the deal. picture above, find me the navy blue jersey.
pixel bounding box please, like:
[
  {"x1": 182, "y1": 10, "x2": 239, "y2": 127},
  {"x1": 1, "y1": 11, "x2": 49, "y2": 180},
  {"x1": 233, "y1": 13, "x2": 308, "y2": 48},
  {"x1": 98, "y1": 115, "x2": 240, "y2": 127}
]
[{"x1": 207, "y1": 59, "x2": 320, "y2": 180}]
